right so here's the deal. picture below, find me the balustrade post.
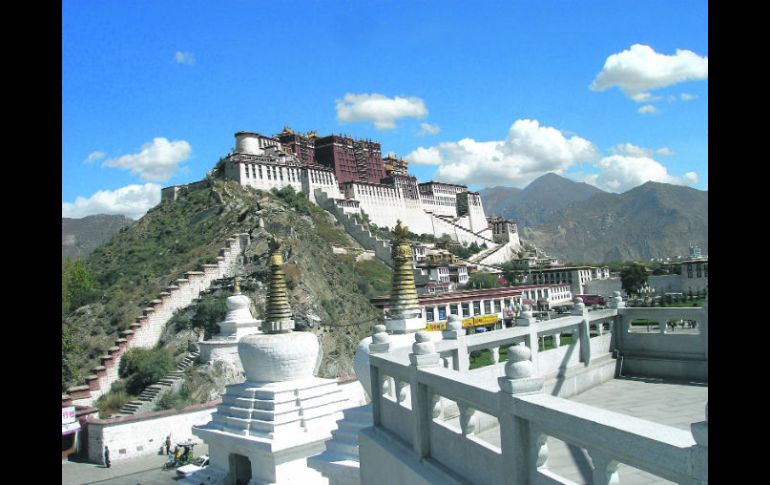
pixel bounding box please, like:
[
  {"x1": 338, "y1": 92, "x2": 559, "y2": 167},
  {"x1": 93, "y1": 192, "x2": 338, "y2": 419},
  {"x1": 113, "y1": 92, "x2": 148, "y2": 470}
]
[
  {"x1": 370, "y1": 363, "x2": 382, "y2": 426},
  {"x1": 458, "y1": 403, "x2": 478, "y2": 436},
  {"x1": 368, "y1": 324, "x2": 393, "y2": 425},
  {"x1": 690, "y1": 401, "x2": 708, "y2": 484},
  {"x1": 498, "y1": 344, "x2": 545, "y2": 485},
  {"x1": 587, "y1": 450, "x2": 620, "y2": 485},
  {"x1": 701, "y1": 298, "x2": 708, "y2": 360},
  {"x1": 517, "y1": 305, "x2": 539, "y2": 373},
  {"x1": 608, "y1": 291, "x2": 625, "y2": 309},
  {"x1": 573, "y1": 298, "x2": 591, "y2": 365},
  {"x1": 442, "y1": 315, "x2": 468, "y2": 371},
  {"x1": 409, "y1": 331, "x2": 441, "y2": 458},
  {"x1": 552, "y1": 333, "x2": 561, "y2": 348},
  {"x1": 490, "y1": 346, "x2": 500, "y2": 364},
  {"x1": 395, "y1": 379, "x2": 410, "y2": 407}
]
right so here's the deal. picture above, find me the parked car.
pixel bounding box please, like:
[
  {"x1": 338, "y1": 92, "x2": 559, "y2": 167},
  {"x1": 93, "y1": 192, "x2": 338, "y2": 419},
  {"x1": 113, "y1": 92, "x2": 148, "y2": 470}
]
[{"x1": 176, "y1": 455, "x2": 210, "y2": 477}]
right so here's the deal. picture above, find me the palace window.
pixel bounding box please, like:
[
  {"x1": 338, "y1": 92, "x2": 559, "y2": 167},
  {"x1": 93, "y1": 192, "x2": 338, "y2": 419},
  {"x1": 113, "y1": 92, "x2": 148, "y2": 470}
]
[
  {"x1": 450, "y1": 304, "x2": 459, "y2": 315},
  {"x1": 473, "y1": 301, "x2": 481, "y2": 316},
  {"x1": 425, "y1": 308, "x2": 434, "y2": 322},
  {"x1": 438, "y1": 306, "x2": 447, "y2": 321},
  {"x1": 462, "y1": 303, "x2": 470, "y2": 317}
]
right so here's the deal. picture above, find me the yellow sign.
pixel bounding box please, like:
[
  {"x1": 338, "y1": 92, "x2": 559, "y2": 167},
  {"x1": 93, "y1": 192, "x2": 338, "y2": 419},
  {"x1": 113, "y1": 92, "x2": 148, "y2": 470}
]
[
  {"x1": 460, "y1": 314, "x2": 499, "y2": 328},
  {"x1": 474, "y1": 314, "x2": 499, "y2": 326},
  {"x1": 425, "y1": 314, "x2": 499, "y2": 331}
]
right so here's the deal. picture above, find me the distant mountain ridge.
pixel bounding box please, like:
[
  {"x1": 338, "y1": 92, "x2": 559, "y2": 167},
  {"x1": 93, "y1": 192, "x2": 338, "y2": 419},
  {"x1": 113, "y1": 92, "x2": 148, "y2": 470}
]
[
  {"x1": 481, "y1": 173, "x2": 605, "y2": 227},
  {"x1": 62, "y1": 214, "x2": 135, "y2": 260},
  {"x1": 480, "y1": 174, "x2": 707, "y2": 263}
]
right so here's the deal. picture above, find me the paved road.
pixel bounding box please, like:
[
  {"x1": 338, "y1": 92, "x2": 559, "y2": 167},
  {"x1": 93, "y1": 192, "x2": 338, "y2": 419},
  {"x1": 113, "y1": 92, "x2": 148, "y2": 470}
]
[{"x1": 62, "y1": 443, "x2": 208, "y2": 485}]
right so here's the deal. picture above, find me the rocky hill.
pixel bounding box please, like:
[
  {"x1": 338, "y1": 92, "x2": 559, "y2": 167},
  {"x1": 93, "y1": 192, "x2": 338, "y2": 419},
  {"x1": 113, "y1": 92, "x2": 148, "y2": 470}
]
[
  {"x1": 62, "y1": 214, "x2": 135, "y2": 260},
  {"x1": 61, "y1": 179, "x2": 391, "y2": 390}
]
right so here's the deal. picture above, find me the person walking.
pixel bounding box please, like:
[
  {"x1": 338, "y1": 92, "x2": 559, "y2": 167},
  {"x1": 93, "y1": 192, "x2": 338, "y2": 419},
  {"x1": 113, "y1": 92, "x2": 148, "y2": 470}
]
[
  {"x1": 165, "y1": 435, "x2": 171, "y2": 455},
  {"x1": 104, "y1": 446, "x2": 111, "y2": 468}
]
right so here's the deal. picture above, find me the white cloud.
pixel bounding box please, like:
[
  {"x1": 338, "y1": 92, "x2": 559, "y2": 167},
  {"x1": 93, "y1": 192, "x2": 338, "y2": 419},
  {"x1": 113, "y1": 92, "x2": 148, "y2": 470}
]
[
  {"x1": 590, "y1": 44, "x2": 708, "y2": 100},
  {"x1": 417, "y1": 122, "x2": 440, "y2": 136},
  {"x1": 656, "y1": 147, "x2": 674, "y2": 156},
  {"x1": 680, "y1": 93, "x2": 697, "y2": 101},
  {"x1": 610, "y1": 143, "x2": 652, "y2": 157},
  {"x1": 102, "y1": 137, "x2": 191, "y2": 182},
  {"x1": 404, "y1": 119, "x2": 597, "y2": 187},
  {"x1": 631, "y1": 92, "x2": 652, "y2": 103},
  {"x1": 406, "y1": 146, "x2": 443, "y2": 165},
  {"x1": 174, "y1": 51, "x2": 196, "y2": 65},
  {"x1": 62, "y1": 183, "x2": 161, "y2": 220},
  {"x1": 335, "y1": 93, "x2": 428, "y2": 130},
  {"x1": 638, "y1": 105, "x2": 657, "y2": 115},
  {"x1": 585, "y1": 154, "x2": 698, "y2": 193},
  {"x1": 84, "y1": 151, "x2": 105, "y2": 164}
]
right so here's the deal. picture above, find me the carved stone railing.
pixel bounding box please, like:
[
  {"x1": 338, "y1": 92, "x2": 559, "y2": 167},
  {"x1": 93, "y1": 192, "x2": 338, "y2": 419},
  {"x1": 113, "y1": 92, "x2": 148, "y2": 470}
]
[{"x1": 366, "y1": 304, "x2": 708, "y2": 485}]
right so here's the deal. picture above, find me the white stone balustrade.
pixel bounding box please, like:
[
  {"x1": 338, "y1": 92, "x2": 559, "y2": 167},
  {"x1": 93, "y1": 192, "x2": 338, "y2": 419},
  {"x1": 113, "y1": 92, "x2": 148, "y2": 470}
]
[{"x1": 363, "y1": 305, "x2": 708, "y2": 485}]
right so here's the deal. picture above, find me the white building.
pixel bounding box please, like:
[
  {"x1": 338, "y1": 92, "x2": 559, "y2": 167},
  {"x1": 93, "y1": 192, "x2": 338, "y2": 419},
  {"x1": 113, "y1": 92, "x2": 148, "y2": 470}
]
[{"x1": 220, "y1": 132, "x2": 508, "y2": 248}]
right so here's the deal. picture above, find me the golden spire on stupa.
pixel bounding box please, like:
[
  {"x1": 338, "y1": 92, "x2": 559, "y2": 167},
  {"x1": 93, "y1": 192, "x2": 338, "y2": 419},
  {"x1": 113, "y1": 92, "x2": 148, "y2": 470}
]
[
  {"x1": 263, "y1": 237, "x2": 294, "y2": 333},
  {"x1": 388, "y1": 220, "x2": 420, "y2": 319}
]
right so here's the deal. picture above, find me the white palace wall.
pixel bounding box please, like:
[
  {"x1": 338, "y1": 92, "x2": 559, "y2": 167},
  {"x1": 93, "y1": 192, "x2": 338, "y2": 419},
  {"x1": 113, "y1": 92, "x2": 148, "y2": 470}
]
[{"x1": 87, "y1": 402, "x2": 219, "y2": 463}]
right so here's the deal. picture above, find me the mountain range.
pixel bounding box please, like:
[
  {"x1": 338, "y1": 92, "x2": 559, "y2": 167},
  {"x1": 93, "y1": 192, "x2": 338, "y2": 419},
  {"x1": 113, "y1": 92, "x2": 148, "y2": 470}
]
[
  {"x1": 480, "y1": 174, "x2": 707, "y2": 263},
  {"x1": 62, "y1": 214, "x2": 135, "y2": 260}
]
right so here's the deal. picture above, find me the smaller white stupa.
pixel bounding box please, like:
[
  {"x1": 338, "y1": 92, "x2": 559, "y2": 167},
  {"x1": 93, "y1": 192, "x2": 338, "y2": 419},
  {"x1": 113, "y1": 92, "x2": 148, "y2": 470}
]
[
  {"x1": 198, "y1": 276, "x2": 262, "y2": 373},
  {"x1": 192, "y1": 238, "x2": 347, "y2": 484}
]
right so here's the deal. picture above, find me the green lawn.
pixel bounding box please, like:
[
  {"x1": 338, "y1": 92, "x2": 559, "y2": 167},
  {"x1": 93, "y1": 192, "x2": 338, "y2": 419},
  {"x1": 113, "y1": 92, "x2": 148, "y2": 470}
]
[{"x1": 469, "y1": 334, "x2": 574, "y2": 369}]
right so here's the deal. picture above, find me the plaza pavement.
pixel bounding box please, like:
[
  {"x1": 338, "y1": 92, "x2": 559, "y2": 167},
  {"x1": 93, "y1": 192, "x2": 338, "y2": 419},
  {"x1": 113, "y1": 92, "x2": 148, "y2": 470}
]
[
  {"x1": 61, "y1": 443, "x2": 208, "y2": 485},
  {"x1": 476, "y1": 375, "x2": 708, "y2": 484}
]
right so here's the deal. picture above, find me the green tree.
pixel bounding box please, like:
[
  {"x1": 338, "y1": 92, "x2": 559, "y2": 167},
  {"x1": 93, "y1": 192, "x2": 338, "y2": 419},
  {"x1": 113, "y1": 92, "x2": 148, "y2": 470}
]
[
  {"x1": 620, "y1": 263, "x2": 648, "y2": 297},
  {"x1": 62, "y1": 321, "x2": 82, "y2": 391},
  {"x1": 467, "y1": 272, "x2": 501, "y2": 289},
  {"x1": 62, "y1": 257, "x2": 97, "y2": 315}
]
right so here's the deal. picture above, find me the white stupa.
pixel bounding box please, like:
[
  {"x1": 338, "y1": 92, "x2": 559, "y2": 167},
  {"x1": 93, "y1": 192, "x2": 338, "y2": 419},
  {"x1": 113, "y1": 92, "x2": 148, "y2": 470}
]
[
  {"x1": 192, "y1": 238, "x2": 348, "y2": 484},
  {"x1": 198, "y1": 276, "x2": 263, "y2": 373}
]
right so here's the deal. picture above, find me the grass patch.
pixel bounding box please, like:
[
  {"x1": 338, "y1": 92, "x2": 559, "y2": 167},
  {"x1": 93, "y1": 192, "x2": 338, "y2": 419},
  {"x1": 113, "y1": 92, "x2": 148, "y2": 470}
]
[
  {"x1": 95, "y1": 381, "x2": 136, "y2": 418},
  {"x1": 468, "y1": 335, "x2": 574, "y2": 369}
]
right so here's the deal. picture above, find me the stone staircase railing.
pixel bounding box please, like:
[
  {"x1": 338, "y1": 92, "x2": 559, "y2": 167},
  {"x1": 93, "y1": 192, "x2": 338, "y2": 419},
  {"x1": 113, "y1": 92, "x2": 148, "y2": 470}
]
[
  {"x1": 113, "y1": 350, "x2": 201, "y2": 417},
  {"x1": 315, "y1": 190, "x2": 394, "y2": 267},
  {"x1": 431, "y1": 213, "x2": 495, "y2": 246},
  {"x1": 63, "y1": 234, "x2": 250, "y2": 407}
]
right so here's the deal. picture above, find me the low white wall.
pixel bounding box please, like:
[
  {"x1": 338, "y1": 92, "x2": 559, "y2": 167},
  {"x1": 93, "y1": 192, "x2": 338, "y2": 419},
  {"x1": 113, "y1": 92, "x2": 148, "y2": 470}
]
[{"x1": 87, "y1": 402, "x2": 219, "y2": 463}]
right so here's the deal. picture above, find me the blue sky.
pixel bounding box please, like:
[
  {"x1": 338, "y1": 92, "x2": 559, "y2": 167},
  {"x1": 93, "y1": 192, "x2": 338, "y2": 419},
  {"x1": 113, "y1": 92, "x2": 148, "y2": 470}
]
[{"x1": 62, "y1": 0, "x2": 707, "y2": 219}]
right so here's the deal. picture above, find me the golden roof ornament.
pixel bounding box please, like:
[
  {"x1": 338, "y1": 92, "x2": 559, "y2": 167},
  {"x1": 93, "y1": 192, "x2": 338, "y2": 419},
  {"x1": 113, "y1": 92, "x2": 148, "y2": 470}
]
[
  {"x1": 263, "y1": 237, "x2": 294, "y2": 333},
  {"x1": 388, "y1": 220, "x2": 420, "y2": 320},
  {"x1": 233, "y1": 275, "x2": 241, "y2": 294}
]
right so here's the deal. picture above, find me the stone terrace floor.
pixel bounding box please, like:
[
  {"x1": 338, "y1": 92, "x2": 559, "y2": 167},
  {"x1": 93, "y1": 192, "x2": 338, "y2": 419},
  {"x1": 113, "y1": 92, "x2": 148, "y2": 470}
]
[{"x1": 477, "y1": 376, "x2": 708, "y2": 484}]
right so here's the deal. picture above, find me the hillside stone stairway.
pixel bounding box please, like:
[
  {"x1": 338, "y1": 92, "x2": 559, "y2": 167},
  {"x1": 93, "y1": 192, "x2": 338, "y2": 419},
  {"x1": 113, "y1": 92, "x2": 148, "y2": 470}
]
[
  {"x1": 63, "y1": 233, "x2": 249, "y2": 408},
  {"x1": 113, "y1": 350, "x2": 201, "y2": 417},
  {"x1": 433, "y1": 214, "x2": 494, "y2": 243}
]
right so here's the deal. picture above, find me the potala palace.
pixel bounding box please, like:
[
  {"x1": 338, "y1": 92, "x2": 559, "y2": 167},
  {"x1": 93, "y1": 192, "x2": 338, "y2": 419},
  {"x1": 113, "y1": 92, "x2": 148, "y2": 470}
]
[
  {"x1": 64, "y1": 128, "x2": 707, "y2": 485},
  {"x1": 163, "y1": 129, "x2": 522, "y2": 266}
]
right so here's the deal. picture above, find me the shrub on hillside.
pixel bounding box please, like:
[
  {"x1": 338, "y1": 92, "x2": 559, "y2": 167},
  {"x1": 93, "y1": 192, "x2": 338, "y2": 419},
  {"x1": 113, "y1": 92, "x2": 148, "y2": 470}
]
[
  {"x1": 95, "y1": 380, "x2": 135, "y2": 418},
  {"x1": 119, "y1": 347, "x2": 176, "y2": 395}
]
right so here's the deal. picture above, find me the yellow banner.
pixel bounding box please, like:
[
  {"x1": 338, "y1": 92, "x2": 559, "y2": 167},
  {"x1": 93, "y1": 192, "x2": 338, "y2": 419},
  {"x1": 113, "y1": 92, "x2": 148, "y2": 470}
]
[
  {"x1": 474, "y1": 314, "x2": 499, "y2": 326},
  {"x1": 426, "y1": 314, "x2": 499, "y2": 331}
]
